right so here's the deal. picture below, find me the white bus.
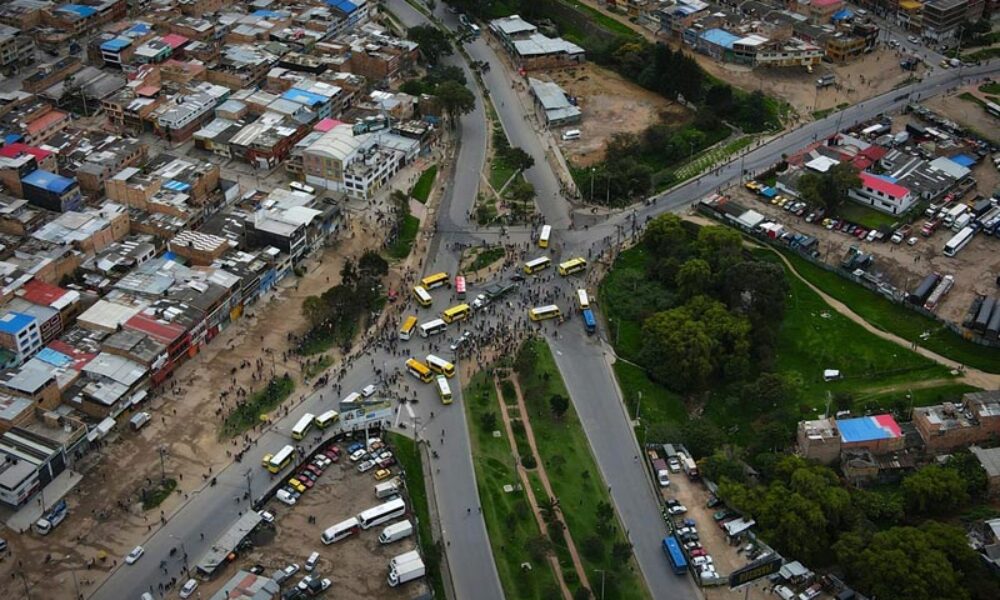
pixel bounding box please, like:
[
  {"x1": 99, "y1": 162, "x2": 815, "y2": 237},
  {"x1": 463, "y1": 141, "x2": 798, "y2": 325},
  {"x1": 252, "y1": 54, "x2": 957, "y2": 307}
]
[
  {"x1": 419, "y1": 319, "x2": 448, "y2": 338},
  {"x1": 538, "y1": 225, "x2": 552, "y2": 248},
  {"x1": 358, "y1": 497, "x2": 407, "y2": 530},
  {"x1": 291, "y1": 413, "x2": 315, "y2": 440},
  {"x1": 435, "y1": 375, "x2": 453, "y2": 404},
  {"x1": 340, "y1": 392, "x2": 362, "y2": 408},
  {"x1": 321, "y1": 517, "x2": 361, "y2": 544},
  {"x1": 576, "y1": 289, "x2": 590, "y2": 311},
  {"x1": 426, "y1": 354, "x2": 456, "y2": 378},
  {"x1": 942, "y1": 226, "x2": 974, "y2": 257},
  {"x1": 314, "y1": 410, "x2": 339, "y2": 429}
]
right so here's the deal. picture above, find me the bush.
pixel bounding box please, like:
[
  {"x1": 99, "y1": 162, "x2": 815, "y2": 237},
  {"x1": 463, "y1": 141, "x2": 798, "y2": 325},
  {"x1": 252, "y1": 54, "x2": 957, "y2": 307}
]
[{"x1": 521, "y1": 455, "x2": 537, "y2": 469}]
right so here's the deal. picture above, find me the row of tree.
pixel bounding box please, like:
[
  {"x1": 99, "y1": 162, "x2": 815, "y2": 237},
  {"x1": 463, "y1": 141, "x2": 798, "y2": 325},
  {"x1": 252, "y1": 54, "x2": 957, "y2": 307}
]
[
  {"x1": 405, "y1": 25, "x2": 476, "y2": 125},
  {"x1": 299, "y1": 251, "x2": 389, "y2": 352}
]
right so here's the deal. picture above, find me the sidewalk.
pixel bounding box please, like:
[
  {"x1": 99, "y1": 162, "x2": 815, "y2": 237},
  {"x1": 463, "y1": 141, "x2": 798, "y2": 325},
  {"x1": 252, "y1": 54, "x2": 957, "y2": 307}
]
[{"x1": 3, "y1": 469, "x2": 83, "y2": 532}]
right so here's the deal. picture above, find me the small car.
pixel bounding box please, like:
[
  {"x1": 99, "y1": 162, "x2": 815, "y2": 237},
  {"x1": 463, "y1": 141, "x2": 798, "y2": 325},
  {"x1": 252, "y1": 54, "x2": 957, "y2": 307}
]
[
  {"x1": 349, "y1": 448, "x2": 367, "y2": 462},
  {"x1": 258, "y1": 510, "x2": 275, "y2": 524},
  {"x1": 376, "y1": 455, "x2": 396, "y2": 468},
  {"x1": 346, "y1": 442, "x2": 364, "y2": 454},
  {"x1": 667, "y1": 504, "x2": 687, "y2": 515},
  {"x1": 689, "y1": 547, "x2": 707, "y2": 557},
  {"x1": 907, "y1": 236, "x2": 918, "y2": 246},
  {"x1": 296, "y1": 474, "x2": 316, "y2": 488},
  {"x1": 276, "y1": 488, "x2": 298, "y2": 505},
  {"x1": 179, "y1": 578, "x2": 198, "y2": 599},
  {"x1": 288, "y1": 479, "x2": 306, "y2": 493},
  {"x1": 357, "y1": 460, "x2": 376, "y2": 473},
  {"x1": 125, "y1": 546, "x2": 144, "y2": 565},
  {"x1": 361, "y1": 384, "x2": 377, "y2": 397},
  {"x1": 282, "y1": 563, "x2": 300, "y2": 580},
  {"x1": 374, "y1": 468, "x2": 392, "y2": 481},
  {"x1": 250, "y1": 564, "x2": 266, "y2": 575},
  {"x1": 323, "y1": 446, "x2": 341, "y2": 461},
  {"x1": 305, "y1": 463, "x2": 324, "y2": 476},
  {"x1": 311, "y1": 456, "x2": 330, "y2": 470}
]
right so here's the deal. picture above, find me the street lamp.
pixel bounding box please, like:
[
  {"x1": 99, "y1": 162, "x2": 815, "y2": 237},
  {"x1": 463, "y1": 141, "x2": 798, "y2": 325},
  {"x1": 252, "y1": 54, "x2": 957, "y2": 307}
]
[{"x1": 594, "y1": 568, "x2": 606, "y2": 600}]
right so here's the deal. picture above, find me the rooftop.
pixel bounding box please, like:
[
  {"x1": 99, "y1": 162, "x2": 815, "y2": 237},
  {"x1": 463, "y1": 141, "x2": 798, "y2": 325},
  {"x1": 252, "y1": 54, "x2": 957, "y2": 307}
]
[{"x1": 836, "y1": 414, "x2": 902, "y2": 443}]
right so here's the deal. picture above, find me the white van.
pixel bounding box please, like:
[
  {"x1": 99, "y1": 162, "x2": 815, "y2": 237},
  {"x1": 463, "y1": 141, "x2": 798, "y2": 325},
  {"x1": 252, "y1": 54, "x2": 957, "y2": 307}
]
[
  {"x1": 375, "y1": 478, "x2": 401, "y2": 499},
  {"x1": 379, "y1": 520, "x2": 414, "y2": 544},
  {"x1": 179, "y1": 579, "x2": 198, "y2": 599},
  {"x1": 305, "y1": 551, "x2": 320, "y2": 572},
  {"x1": 129, "y1": 411, "x2": 151, "y2": 431},
  {"x1": 561, "y1": 129, "x2": 581, "y2": 141}
]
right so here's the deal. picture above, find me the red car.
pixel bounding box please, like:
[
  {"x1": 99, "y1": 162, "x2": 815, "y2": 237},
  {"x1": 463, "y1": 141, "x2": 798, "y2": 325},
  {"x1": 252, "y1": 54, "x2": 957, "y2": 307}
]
[
  {"x1": 297, "y1": 474, "x2": 316, "y2": 488},
  {"x1": 304, "y1": 464, "x2": 323, "y2": 477},
  {"x1": 324, "y1": 447, "x2": 341, "y2": 462},
  {"x1": 689, "y1": 548, "x2": 707, "y2": 557}
]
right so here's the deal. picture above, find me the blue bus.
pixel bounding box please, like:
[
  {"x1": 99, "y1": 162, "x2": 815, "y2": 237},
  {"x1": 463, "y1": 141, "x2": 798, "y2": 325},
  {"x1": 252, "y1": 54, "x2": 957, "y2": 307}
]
[
  {"x1": 582, "y1": 308, "x2": 596, "y2": 335},
  {"x1": 662, "y1": 535, "x2": 687, "y2": 575}
]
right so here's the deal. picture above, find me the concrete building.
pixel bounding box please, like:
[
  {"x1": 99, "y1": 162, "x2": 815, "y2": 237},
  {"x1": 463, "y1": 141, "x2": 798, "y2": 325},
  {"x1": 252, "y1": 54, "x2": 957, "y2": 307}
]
[
  {"x1": 302, "y1": 124, "x2": 418, "y2": 200},
  {"x1": 21, "y1": 169, "x2": 83, "y2": 213},
  {"x1": 914, "y1": 391, "x2": 1000, "y2": 453},
  {"x1": 838, "y1": 414, "x2": 905, "y2": 454},
  {"x1": 489, "y1": 15, "x2": 585, "y2": 71},
  {"x1": 921, "y1": 0, "x2": 967, "y2": 42},
  {"x1": 0, "y1": 311, "x2": 42, "y2": 367},
  {"x1": 155, "y1": 92, "x2": 217, "y2": 143},
  {"x1": 0, "y1": 24, "x2": 35, "y2": 68},
  {"x1": 970, "y1": 446, "x2": 1000, "y2": 499},
  {"x1": 797, "y1": 417, "x2": 841, "y2": 465},
  {"x1": 849, "y1": 171, "x2": 915, "y2": 215},
  {"x1": 527, "y1": 78, "x2": 581, "y2": 127}
]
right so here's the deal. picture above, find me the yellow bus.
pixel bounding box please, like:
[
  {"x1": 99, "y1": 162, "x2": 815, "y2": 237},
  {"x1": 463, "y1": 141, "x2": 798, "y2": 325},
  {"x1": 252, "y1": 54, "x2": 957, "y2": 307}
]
[
  {"x1": 576, "y1": 289, "x2": 590, "y2": 311},
  {"x1": 291, "y1": 413, "x2": 315, "y2": 440},
  {"x1": 435, "y1": 375, "x2": 453, "y2": 404},
  {"x1": 421, "y1": 272, "x2": 450, "y2": 290},
  {"x1": 441, "y1": 303, "x2": 472, "y2": 324},
  {"x1": 426, "y1": 354, "x2": 456, "y2": 378},
  {"x1": 538, "y1": 225, "x2": 551, "y2": 248},
  {"x1": 529, "y1": 305, "x2": 562, "y2": 321},
  {"x1": 399, "y1": 315, "x2": 418, "y2": 341},
  {"x1": 264, "y1": 445, "x2": 296, "y2": 474},
  {"x1": 406, "y1": 358, "x2": 434, "y2": 383},
  {"x1": 557, "y1": 257, "x2": 587, "y2": 276},
  {"x1": 314, "y1": 410, "x2": 340, "y2": 429},
  {"x1": 523, "y1": 256, "x2": 552, "y2": 275},
  {"x1": 412, "y1": 286, "x2": 432, "y2": 307}
]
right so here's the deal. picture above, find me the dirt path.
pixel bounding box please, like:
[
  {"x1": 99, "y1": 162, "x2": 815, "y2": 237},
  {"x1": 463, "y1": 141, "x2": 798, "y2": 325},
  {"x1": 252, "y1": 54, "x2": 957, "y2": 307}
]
[
  {"x1": 493, "y1": 376, "x2": 574, "y2": 600},
  {"x1": 763, "y1": 246, "x2": 1000, "y2": 389},
  {"x1": 854, "y1": 378, "x2": 965, "y2": 397}
]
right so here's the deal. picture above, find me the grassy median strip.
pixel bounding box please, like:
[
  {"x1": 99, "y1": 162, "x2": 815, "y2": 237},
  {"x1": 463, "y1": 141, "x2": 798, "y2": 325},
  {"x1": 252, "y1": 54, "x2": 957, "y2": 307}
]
[
  {"x1": 778, "y1": 249, "x2": 1000, "y2": 374},
  {"x1": 515, "y1": 338, "x2": 650, "y2": 600},
  {"x1": 221, "y1": 374, "x2": 295, "y2": 438},
  {"x1": 464, "y1": 370, "x2": 563, "y2": 600},
  {"x1": 388, "y1": 213, "x2": 420, "y2": 260},
  {"x1": 391, "y1": 434, "x2": 446, "y2": 600}
]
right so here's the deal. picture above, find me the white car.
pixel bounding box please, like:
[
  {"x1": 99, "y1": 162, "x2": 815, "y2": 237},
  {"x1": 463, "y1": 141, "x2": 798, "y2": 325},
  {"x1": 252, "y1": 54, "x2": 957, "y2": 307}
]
[
  {"x1": 349, "y1": 448, "x2": 367, "y2": 462},
  {"x1": 657, "y1": 471, "x2": 670, "y2": 487},
  {"x1": 297, "y1": 575, "x2": 316, "y2": 591},
  {"x1": 281, "y1": 563, "x2": 300, "y2": 580},
  {"x1": 667, "y1": 504, "x2": 687, "y2": 515},
  {"x1": 361, "y1": 384, "x2": 377, "y2": 397},
  {"x1": 907, "y1": 236, "x2": 918, "y2": 246},
  {"x1": 125, "y1": 546, "x2": 144, "y2": 565},
  {"x1": 258, "y1": 510, "x2": 275, "y2": 524},
  {"x1": 450, "y1": 330, "x2": 472, "y2": 351},
  {"x1": 275, "y1": 488, "x2": 297, "y2": 506},
  {"x1": 692, "y1": 555, "x2": 714, "y2": 567},
  {"x1": 179, "y1": 578, "x2": 198, "y2": 599},
  {"x1": 357, "y1": 459, "x2": 376, "y2": 473},
  {"x1": 908, "y1": 35, "x2": 919, "y2": 44}
]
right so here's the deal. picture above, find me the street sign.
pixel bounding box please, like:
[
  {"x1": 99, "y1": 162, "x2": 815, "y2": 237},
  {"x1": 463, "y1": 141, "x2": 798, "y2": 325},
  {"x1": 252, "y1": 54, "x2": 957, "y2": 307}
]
[{"x1": 728, "y1": 554, "x2": 783, "y2": 589}]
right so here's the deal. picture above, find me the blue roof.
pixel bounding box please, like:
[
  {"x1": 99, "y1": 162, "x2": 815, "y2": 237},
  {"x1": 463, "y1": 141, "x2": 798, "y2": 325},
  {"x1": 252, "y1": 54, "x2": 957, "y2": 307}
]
[
  {"x1": 700, "y1": 28, "x2": 740, "y2": 50},
  {"x1": 872, "y1": 173, "x2": 897, "y2": 184},
  {"x1": 163, "y1": 180, "x2": 191, "y2": 192},
  {"x1": 837, "y1": 415, "x2": 902, "y2": 443},
  {"x1": 326, "y1": 0, "x2": 358, "y2": 13},
  {"x1": 832, "y1": 9, "x2": 854, "y2": 21},
  {"x1": 60, "y1": 4, "x2": 98, "y2": 18},
  {"x1": 4, "y1": 133, "x2": 23, "y2": 145},
  {"x1": 36, "y1": 347, "x2": 73, "y2": 368},
  {"x1": 283, "y1": 88, "x2": 327, "y2": 107},
  {"x1": 101, "y1": 38, "x2": 131, "y2": 52},
  {"x1": 950, "y1": 154, "x2": 976, "y2": 167},
  {"x1": 761, "y1": 187, "x2": 778, "y2": 198},
  {"x1": 22, "y1": 169, "x2": 77, "y2": 194},
  {"x1": 126, "y1": 23, "x2": 151, "y2": 35},
  {"x1": 0, "y1": 312, "x2": 36, "y2": 335},
  {"x1": 252, "y1": 9, "x2": 281, "y2": 17}
]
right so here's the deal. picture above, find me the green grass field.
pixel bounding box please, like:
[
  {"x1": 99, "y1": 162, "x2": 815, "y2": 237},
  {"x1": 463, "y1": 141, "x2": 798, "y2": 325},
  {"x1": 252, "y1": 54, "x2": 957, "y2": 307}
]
[
  {"x1": 561, "y1": 0, "x2": 642, "y2": 39},
  {"x1": 467, "y1": 246, "x2": 506, "y2": 272},
  {"x1": 668, "y1": 136, "x2": 753, "y2": 184},
  {"x1": 390, "y1": 434, "x2": 446, "y2": 599},
  {"x1": 410, "y1": 165, "x2": 437, "y2": 204},
  {"x1": 388, "y1": 214, "x2": 420, "y2": 259},
  {"x1": 463, "y1": 370, "x2": 563, "y2": 600},
  {"x1": 516, "y1": 339, "x2": 650, "y2": 600},
  {"x1": 777, "y1": 250, "x2": 1000, "y2": 374},
  {"x1": 834, "y1": 201, "x2": 902, "y2": 230}
]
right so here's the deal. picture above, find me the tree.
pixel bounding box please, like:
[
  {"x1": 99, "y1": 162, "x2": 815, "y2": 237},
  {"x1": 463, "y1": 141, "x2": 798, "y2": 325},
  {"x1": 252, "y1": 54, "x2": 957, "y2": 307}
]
[
  {"x1": 301, "y1": 295, "x2": 329, "y2": 327},
  {"x1": 797, "y1": 162, "x2": 862, "y2": 210},
  {"x1": 339, "y1": 259, "x2": 358, "y2": 286},
  {"x1": 408, "y1": 25, "x2": 452, "y2": 64},
  {"x1": 479, "y1": 411, "x2": 497, "y2": 432},
  {"x1": 740, "y1": 373, "x2": 799, "y2": 412},
  {"x1": 701, "y1": 448, "x2": 746, "y2": 484},
  {"x1": 696, "y1": 226, "x2": 743, "y2": 275},
  {"x1": 539, "y1": 496, "x2": 561, "y2": 526},
  {"x1": 581, "y1": 535, "x2": 605, "y2": 561},
  {"x1": 946, "y1": 451, "x2": 988, "y2": 500},
  {"x1": 501, "y1": 146, "x2": 534, "y2": 172},
  {"x1": 675, "y1": 258, "x2": 712, "y2": 300},
  {"x1": 549, "y1": 394, "x2": 569, "y2": 420},
  {"x1": 436, "y1": 80, "x2": 476, "y2": 126},
  {"x1": 902, "y1": 464, "x2": 969, "y2": 515},
  {"x1": 680, "y1": 418, "x2": 725, "y2": 459},
  {"x1": 359, "y1": 250, "x2": 389, "y2": 277},
  {"x1": 640, "y1": 308, "x2": 713, "y2": 391},
  {"x1": 611, "y1": 540, "x2": 632, "y2": 562},
  {"x1": 526, "y1": 535, "x2": 551, "y2": 563}
]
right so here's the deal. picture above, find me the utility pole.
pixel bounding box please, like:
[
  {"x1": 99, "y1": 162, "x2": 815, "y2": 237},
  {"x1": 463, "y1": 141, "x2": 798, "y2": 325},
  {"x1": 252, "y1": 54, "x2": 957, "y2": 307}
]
[
  {"x1": 594, "y1": 569, "x2": 606, "y2": 600},
  {"x1": 243, "y1": 468, "x2": 253, "y2": 500},
  {"x1": 158, "y1": 445, "x2": 168, "y2": 483}
]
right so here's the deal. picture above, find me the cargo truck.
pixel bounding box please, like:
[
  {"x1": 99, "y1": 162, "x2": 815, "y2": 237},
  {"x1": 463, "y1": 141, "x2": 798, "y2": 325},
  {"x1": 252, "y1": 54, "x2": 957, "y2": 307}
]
[
  {"x1": 34, "y1": 499, "x2": 68, "y2": 535},
  {"x1": 390, "y1": 550, "x2": 421, "y2": 569},
  {"x1": 388, "y1": 557, "x2": 425, "y2": 587}
]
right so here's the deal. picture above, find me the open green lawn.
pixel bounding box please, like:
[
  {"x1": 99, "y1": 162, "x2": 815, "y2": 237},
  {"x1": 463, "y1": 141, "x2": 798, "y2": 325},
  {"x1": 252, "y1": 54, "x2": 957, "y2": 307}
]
[
  {"x1": 463, "y1": 370, "x2": 562, "y2": 600},
  {"x1": 390, "y1": 434, "x2": 446, "y2": 600},
  {"x1": 467, "y1": 246, "x2": 506, "y2": 272},
  {"x1": 516, "y1": 339, "x2": 650, "y2": 600},
  {"x1": 560, "y1": 0, "x2": 642, "y2": 39},
  {"x1": 834, "y1": 201, "x2": 904, "y2": 230},
  {"x1": 668, "y1": 136, "x2": 753, "y2": 184},
  {"x1": 221, "y1": 375, "x2": 294, "y2": 438},
  {"x1": 388, "y1": 214, "x2": 420, "y2": 259},
  {"x1": 778, "y1": 250, "x2": 1000, "y2": 374},
  {"x1": 410, "y1": 165, "x2": 437, "y2": 204}
]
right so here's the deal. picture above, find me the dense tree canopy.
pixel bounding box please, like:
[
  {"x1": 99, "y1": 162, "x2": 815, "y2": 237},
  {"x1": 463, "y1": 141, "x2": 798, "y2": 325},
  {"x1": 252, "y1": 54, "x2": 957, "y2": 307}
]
[{"x1": 408, "y1": 25, "x2": 453, "y2": 64}]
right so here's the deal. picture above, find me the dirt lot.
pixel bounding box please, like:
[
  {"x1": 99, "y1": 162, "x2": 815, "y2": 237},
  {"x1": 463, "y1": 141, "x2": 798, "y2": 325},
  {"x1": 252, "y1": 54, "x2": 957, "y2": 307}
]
[
  {"x1": 543, "y1": 62, "x2": 689, "y2": 167},
  {"x1": 732, "y1": 157, "x2": 1000, "y2": 324},
  {"x1": 198, "y1": 439, "x2": 426, "y2": 599},
  {"x1": 0, "y1": 210, "x2": 417, "y2": 598},
  {"x1": 924, "y1": 83, "x2": 1000, "y2": 143}
]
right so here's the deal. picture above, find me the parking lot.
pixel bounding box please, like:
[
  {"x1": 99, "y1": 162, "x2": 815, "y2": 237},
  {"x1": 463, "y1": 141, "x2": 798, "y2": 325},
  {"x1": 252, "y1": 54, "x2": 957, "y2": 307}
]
[
  {"x1": 194, "y1": 436, "x2": 427, "y2": 599},
  {"x1": 736, "y1": 155, "x2": 999, "y2": 324}
]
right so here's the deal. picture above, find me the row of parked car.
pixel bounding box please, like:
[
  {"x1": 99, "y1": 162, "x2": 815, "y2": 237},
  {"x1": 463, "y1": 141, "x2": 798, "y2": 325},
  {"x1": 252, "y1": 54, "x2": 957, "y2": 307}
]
[
  {"x1": 269, "y1": 555, "x2": 332, "y2": 600},
  {"x1": 347, "y1": 438, "x2": 396, "y2": 482},
  {"x1": 276, "y1": 443, "x2": 342, "y2": 505}
]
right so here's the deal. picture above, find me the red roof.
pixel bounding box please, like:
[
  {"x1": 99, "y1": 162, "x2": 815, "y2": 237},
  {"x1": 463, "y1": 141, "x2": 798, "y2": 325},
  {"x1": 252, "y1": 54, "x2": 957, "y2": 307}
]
[
  {"x1": 314, "y1": 118, "x2": 343, "y2": 132},
  {"x1": 21, "y1": 279, "x2": 69, "y2": 307},
  {"x1": 25, "y1": 110, "x2": 67, "y2": 136},
  {"x1": 860, "y1": 172, "x2": 909, "y2": 199},
  {"x1": 0, "y1": 143, "x2": 53, "y2": 161},
  {"x1": 125, "y1": 313, "x2": 186, "y2": 345},
  {"x1": 851, "y1": 156, "x2": 872, "y2": 170},
  {"x1": 161, "y1": 33, "x2": 189, "y2": 49},
  {"x1": 861, "y1": 145, "x2": 888, "y2": 161},
  {"x1": 812, "y1": 0, "x2": 843, "y2": 6}
]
